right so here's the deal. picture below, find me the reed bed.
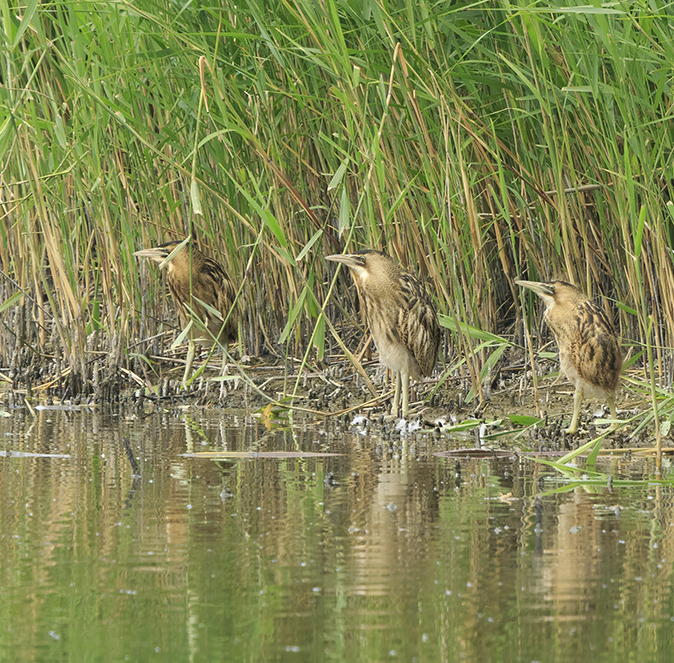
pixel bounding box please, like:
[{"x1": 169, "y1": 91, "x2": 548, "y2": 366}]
[{"x1": 1, "y1": 1, "x2": 673, "y2": 420}]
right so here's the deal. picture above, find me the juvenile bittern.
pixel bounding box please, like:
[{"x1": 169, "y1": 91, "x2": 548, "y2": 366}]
[
  {"x1": 134, "y1": 239, "x2": 237, "y2": 388},
  {"x1": 326, "y1": 250, "x2": 439, "y2": 418},
  {"x1": 516, "y1": 279, "x2": 622, "y2": 435}
]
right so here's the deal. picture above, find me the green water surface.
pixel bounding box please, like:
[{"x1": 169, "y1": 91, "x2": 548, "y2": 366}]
[{"x1": 0, "y1": 407, "x2": 672, "y2": 662}]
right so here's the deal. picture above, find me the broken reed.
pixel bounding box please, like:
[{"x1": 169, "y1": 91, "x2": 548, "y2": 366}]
[{"x1": 1, "y1": 0, "x2": 673, "y2": 400}]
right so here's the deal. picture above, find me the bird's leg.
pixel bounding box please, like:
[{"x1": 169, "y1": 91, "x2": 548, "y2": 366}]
[
  {"x1": 391, "y1": 371, "x2": 401, "y2": 417},
  {"x1": 219, "y1": 349, "x2": 229, "y2": 401},
  {"x1": 183, "y1": 339, "x2": 196, "y2": 389},
  {"x1": 606, "y1": 394, "x2": 620, "y2": 432},
  {"x1": 401, "y1": 370, "x2": 410, "y2": 419},
  {"x1": 565, "y1": 386, "x2": 583, "y2": 435}
]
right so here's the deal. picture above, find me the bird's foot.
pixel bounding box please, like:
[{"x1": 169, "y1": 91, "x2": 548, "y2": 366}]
[{"x1": 384, "y1": 411, "x2": 415, "y2": 422}]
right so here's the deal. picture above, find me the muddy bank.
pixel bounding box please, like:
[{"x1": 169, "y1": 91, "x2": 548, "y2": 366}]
[{"x1": 0, "y1": 340, "x2": 651, "y2": 451}]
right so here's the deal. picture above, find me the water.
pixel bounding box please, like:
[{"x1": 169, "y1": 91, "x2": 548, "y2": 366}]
[{"x1": 0, "y1": 406, "x2": 673, "y2": 662}]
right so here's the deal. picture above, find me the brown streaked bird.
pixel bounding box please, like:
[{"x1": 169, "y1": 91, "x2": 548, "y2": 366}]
[
  {"x1": 326, "y1": 250, "x2": 439, "y2": 418},
  {"x1": 134, "y1": 239, "x2": 237, "y2": 388},
  {"x1": 516, "y1": 279, "x2": 622, "y2": 435}
]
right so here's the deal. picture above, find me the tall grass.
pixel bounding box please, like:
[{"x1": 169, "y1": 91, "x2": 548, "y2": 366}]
[{"x1": 1, "y1": 0, "x2": 674, "y2": 404}]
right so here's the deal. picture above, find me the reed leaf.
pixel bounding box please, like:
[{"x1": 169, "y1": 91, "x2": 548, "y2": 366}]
[{"x1": 0, "y1": 0, "x2": 672, "y2": 422}]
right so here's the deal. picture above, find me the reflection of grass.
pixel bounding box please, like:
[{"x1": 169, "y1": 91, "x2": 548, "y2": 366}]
[
  {"x1": 439, "y1": 415, "x2": 544, "y2": 444},
  {"x1": 438, "y1": 403, "x2": 674, "y2": 486},
  {"x1": 528, "y1": 430, "x2": 674, "y2": 490},
  {"x1": 539, "y1": 474, "x2": 674, "y2": 496}
]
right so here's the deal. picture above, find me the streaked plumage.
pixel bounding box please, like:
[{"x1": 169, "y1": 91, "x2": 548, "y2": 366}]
[
  {"x1": 516, "y1": 279, "x2": 622, "y2": 434},
  {"x1": 326, "y1": 250, "x2": 439, "y2": 418},
  {"x1": 134, "y1": 240, "x2": 237, "y2": 387}
]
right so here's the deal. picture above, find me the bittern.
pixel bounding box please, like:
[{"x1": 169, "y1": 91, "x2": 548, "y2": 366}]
[
  {"x1": 516, "y1": 279, "x2": 622, "y2": 435},
  {"x1": 326, "y1": 250, "x2": 439, "y2": 419},
  {"x1": 134, "y1": 239, "x2": 237, "y2": 388}
]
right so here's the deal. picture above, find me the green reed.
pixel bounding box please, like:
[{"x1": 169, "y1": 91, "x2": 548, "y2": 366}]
[{"x1": 1, "y1": 0, "x2": 673, "y2": 415}]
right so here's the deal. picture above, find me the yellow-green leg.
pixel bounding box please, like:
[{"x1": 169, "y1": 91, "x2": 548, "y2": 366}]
[
  {"x1": 606, "y1": 394, "x2": 620, "y2": 432},
  {"x1": 391, "y1": 371, "x2": 401, "y2": 417},
  {"x1": 401, "y1": 370, "x2": 410, "y2": 419},
  {"x1": 565, "y1": 387, "x2": 583, "y2": 435},
  {"x1": 219, "y1": 351, "x2": 229, "y2": 400},
  {"x1": 183, "y1": 339, "x2": 196, "y2": 389}
]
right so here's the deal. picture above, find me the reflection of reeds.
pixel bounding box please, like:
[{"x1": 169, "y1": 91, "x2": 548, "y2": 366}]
[
  {"x1": 2, "y1": 409, "x2": 674, "y2": 658},
  {"x1": 2, "y1": 2, "x2": 674, "y2": 426}
]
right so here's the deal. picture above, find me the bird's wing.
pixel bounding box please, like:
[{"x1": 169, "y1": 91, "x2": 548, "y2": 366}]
[
  {"x1": 572, "y1": 300, "x2": 622, "y2": 391},
  {"x1": 397, "y1": 273, "x2": 440, "y2": 378},
  {"x1": 196, "y1": 257, "x2": 237, "y2": 340}
]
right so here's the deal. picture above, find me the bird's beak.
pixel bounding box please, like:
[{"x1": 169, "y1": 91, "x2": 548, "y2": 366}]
[
  {"x1": 515, "y1": 279, "x2": 555, "y2": 297},
  {"x1": 133, "y1": 248, "x2": 169, "y2": 265},
  {"x1": 325, "y1": 254, "x2": 361, "y2": 269}
]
